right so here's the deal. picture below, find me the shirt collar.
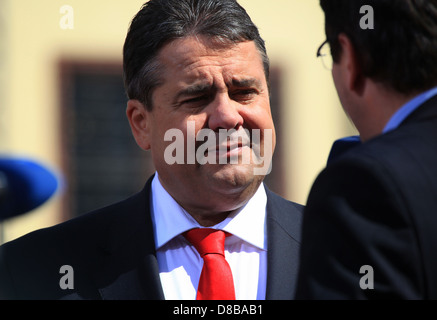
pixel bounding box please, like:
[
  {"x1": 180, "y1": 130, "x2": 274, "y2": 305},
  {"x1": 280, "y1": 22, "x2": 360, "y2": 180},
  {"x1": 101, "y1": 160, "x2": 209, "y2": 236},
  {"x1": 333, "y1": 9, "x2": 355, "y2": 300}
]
[
  {"x1": 383, "y1": 86, "x2": 437, "y2": 133},
  {"x1": 150, "y1": 172, "x2": 267, "y2": 251}
]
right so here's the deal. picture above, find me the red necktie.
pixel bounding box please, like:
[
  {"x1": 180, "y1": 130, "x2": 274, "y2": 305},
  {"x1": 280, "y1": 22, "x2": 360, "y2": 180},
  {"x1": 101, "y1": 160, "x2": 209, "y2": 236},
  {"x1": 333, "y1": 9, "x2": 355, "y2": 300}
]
[{"x1": 184, "y1": 228, "x2": 236, "y2": 300}]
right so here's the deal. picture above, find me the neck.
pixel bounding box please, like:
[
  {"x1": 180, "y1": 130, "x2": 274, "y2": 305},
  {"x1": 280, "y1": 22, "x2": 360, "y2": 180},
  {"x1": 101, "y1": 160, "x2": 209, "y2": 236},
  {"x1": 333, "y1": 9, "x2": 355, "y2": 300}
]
[
  {"x1": 358, "y1": 83, "x2": 419, "y2": 141},
  {"x1": 180, "y1": 182, "x2": 261, "y2": 227},
  {"x1": 157, "y1": 170, "x2": 263, "y2": 227},
  {"x1": 189, "y1": 210, "x2": 235, "y2": 227}
]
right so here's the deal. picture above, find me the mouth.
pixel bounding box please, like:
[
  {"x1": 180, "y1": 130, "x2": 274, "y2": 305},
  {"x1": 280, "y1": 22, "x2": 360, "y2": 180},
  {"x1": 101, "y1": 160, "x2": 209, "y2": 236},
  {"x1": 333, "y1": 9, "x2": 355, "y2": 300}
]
[
  {"x1": 207, "y1": 142, "x2": 250, "y2": 159},
  {"x1": 190, "y1": 127, "x2": 255, "y2": 165}
]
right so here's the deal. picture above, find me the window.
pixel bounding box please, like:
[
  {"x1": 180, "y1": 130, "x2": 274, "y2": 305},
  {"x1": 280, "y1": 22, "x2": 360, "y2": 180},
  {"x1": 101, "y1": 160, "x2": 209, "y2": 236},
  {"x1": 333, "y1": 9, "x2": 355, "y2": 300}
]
[{"x1": 59, "y1": 62, "x2": 155, "y2": 218}]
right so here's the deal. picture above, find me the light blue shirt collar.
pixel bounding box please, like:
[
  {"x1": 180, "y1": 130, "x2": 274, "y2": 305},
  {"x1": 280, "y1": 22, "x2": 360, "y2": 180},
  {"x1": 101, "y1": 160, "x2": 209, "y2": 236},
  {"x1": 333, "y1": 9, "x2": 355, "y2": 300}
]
[{"x1": 383, "y1": 86, "x2": 437, "y2": 133}]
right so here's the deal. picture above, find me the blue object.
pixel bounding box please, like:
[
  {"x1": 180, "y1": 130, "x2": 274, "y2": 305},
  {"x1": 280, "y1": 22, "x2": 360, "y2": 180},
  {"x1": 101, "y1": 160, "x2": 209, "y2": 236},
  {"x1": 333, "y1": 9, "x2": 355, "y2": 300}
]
[
  {"x1": 0, "y1": 157, "x2": 60, "y2": 221},
  {"x1": 383, "y1": 86, "x2": 437, "y2": 134}
]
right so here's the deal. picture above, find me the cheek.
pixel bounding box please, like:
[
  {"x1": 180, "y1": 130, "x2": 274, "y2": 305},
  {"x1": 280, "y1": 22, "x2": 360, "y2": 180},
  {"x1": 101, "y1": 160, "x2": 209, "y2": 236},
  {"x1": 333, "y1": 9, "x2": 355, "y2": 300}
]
[
  {"x1": 332, "y1": 66, "x2": 348, "y2": 103},
  {"x1": 332, "y1": 73, "x2": 354, "y2": 119},
  {"x1": 149, "y1": 113, "x2": 208, "y2": 158},
  {"x1": 240, "y1": 105, "x2": 276, "y2": 151},
  {"x1": 184, "y1": 114, "x2": 208, "y2": 131},
  {"x1": 148, "y1": 112, "x2": 176, "y2": 155},
  {"x1": 240, "y1": 100, "x2": 275, "y2": 132}
]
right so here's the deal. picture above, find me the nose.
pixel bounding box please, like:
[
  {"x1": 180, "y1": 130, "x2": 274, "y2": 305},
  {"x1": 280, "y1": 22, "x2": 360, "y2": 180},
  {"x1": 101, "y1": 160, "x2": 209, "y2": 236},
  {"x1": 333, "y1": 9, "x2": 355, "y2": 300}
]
[{"x1": 207, "y1": 94, "x2": 244, "y2": 131}]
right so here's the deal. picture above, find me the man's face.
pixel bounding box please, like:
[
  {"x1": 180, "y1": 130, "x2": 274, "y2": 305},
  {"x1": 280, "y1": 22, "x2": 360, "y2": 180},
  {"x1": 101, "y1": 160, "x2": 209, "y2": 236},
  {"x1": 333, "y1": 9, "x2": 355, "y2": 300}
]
[{"x1": 130, "y1": 36, "x2": 275, "y2": 222}]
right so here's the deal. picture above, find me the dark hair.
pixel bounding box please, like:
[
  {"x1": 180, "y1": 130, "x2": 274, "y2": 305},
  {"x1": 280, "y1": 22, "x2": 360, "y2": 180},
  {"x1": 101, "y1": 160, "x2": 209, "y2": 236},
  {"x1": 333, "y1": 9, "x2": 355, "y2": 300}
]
[
  {"x1": 320, "y1": 0, "x2": 437, "y2": 94},
  {"x1": 123, "y1": 0, "x2": 269, "y2": 109}
]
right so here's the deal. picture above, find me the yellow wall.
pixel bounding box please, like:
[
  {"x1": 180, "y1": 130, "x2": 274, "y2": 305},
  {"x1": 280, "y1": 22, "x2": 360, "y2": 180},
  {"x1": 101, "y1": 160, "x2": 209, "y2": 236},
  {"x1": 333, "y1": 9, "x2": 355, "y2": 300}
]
[{"x1": 0, "y1": 0, "x2": 357, "y2": 243}]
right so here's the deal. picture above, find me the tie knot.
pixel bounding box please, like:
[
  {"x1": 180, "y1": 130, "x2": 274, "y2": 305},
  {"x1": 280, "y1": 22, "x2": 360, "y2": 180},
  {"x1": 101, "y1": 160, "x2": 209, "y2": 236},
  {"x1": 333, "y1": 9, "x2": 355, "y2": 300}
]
[{"x1": 184, "y1": 228, "x2": 226, "y2": 257}]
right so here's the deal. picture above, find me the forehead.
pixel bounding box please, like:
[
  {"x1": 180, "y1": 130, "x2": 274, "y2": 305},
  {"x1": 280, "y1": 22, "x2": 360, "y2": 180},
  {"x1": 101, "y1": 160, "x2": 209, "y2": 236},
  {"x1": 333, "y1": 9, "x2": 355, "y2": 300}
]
[{"x1": 156, "y1": 36, "x2": 265, "y2": 84}]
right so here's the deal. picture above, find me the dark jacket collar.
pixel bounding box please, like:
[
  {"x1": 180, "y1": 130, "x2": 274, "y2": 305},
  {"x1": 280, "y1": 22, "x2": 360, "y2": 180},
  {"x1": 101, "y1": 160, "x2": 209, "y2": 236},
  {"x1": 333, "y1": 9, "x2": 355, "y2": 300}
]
[
  {"x1": 327, "y1": 94, "x2": 437, "y2": 164},
  {"x1": 401, "y1": 94, "x2": 437, "y2": 126},
  {"x1": 265, "y1": 188, "x2": 303, "y2": 299},
  {"x1": 95, "y1": 176, "x2": 165, "y2": 300}
]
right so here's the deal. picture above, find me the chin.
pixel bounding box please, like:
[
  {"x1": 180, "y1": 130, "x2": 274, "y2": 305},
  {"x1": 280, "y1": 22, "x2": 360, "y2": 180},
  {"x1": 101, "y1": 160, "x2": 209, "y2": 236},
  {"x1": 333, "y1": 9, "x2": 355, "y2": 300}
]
[{"x1": 206, "y1": 163, "x2": 260, "y2": 191}]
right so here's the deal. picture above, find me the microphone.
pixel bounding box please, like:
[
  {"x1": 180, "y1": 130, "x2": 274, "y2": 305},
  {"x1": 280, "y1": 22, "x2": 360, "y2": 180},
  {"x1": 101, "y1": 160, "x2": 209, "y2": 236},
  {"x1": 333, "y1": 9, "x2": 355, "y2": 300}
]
[{"x1": 0, "y1": 157, "x2": 60, "y2": 221}]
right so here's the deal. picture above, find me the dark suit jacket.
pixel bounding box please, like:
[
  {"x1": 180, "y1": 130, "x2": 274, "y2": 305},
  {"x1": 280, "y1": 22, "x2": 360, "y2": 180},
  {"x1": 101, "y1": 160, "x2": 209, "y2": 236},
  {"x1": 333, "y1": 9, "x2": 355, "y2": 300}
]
[
  {"x1": 295, "y1": 96, "x2": 437, "y2": 299},
  {"x1": 0, "y1": 178, "x2": 303, "y2": 300}
]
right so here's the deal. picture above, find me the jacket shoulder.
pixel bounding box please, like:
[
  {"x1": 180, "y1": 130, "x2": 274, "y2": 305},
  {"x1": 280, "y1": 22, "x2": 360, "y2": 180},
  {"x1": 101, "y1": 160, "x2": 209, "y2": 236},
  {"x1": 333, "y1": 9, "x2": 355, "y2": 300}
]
[
  {"x1": 265, "y1": 186, "x2": 304, "y2": 214},
  {"x1": 0, "y1": 187, "x2": 150, "y2": 299}
]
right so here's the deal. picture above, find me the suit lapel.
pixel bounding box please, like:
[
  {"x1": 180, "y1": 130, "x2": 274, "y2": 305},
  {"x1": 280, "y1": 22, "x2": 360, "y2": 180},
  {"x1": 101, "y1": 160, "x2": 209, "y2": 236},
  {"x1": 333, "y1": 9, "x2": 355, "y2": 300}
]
[
  {"x1": 95, "y1": 176, "x2": 165, "y2": 300},
  {"x1": 97, "y1": 250, "x2": 164, "y2": 300},
  {"x1": 265, "y1": 188, "x2": 303, "y2": 300}
]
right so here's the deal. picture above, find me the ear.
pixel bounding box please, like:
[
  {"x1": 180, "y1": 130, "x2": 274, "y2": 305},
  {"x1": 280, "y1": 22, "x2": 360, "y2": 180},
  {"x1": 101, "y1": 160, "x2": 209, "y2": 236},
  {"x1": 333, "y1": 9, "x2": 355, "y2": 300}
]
[
  {"x1": 337, "y1": 33, "x2": 365, "y2": 96},
  {"x1": 126, "y1": 99, "x2": 151, "y2": 150}
]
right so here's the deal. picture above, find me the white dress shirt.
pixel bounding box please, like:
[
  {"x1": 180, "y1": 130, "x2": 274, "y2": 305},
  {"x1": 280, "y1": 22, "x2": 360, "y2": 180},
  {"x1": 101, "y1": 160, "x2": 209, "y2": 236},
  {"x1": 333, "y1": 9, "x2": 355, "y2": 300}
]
[{"x1": 150, "y1": 172, "x2": 267, "y2": 300}]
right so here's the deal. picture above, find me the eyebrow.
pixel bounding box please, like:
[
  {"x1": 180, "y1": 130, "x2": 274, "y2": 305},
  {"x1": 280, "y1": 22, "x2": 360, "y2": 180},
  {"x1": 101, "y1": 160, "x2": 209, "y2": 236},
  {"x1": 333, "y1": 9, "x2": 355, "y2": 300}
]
[
  {"x1": 175, "y1": 77, "x2": 263, "y2": 101},
  {"x1": 176, "y1": 82, "x2": 213, "y2": 101},
  {"x1": 231, "y1": 78, "x2": 263, "y2": 89}
]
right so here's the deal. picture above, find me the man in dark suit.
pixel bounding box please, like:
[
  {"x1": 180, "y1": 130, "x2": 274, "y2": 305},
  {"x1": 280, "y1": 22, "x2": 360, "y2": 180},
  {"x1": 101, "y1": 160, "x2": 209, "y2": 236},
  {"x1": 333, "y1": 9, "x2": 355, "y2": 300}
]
[
  {"x1": 0, "y1": 0, "x2": 303, "y2": 300},
  {"x1": 296, "y1": 0, "x2": 437, "y2": 299}
]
